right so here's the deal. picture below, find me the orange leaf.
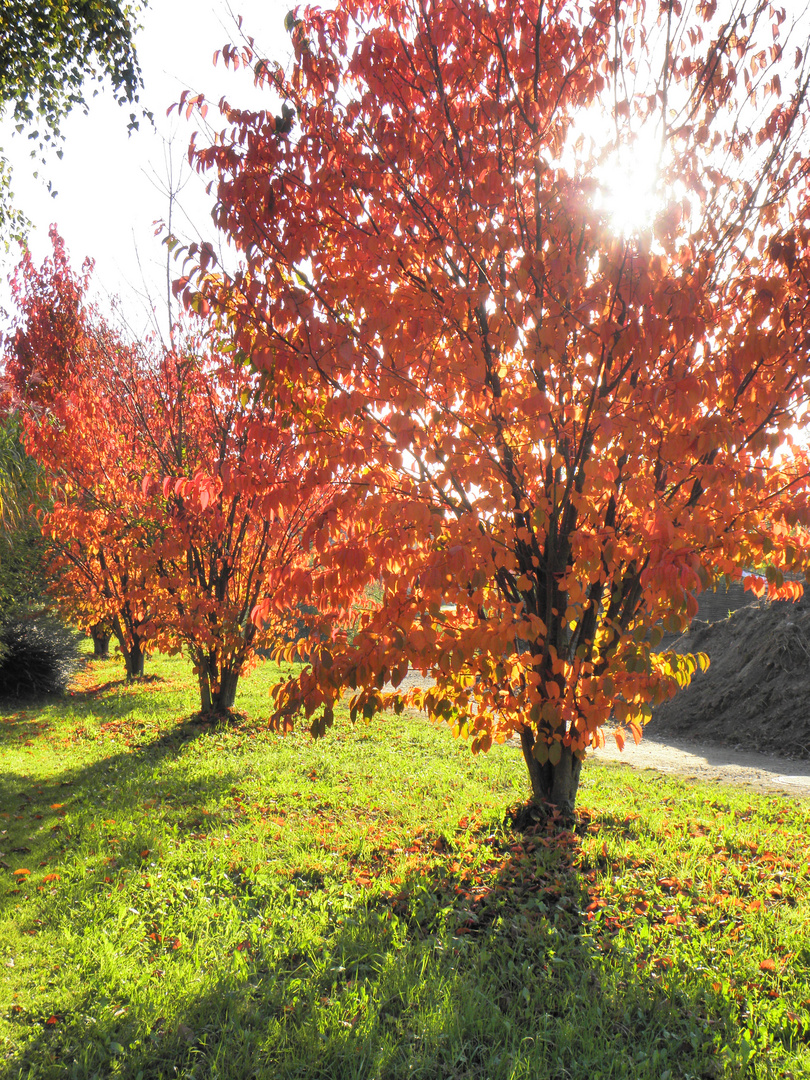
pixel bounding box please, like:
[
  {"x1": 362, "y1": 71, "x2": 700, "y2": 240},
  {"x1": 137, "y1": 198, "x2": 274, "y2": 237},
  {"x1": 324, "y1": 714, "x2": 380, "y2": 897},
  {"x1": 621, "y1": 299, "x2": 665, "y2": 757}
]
[
  {"x1": 759, "y1": 958, "x2": 777, "y2": 972},
  {"x1": 42, "y1": 874, "x2": 61, "y2": 883},
  {"x1": 12, "y1": 868, "x2": 31, "y2": 876}
]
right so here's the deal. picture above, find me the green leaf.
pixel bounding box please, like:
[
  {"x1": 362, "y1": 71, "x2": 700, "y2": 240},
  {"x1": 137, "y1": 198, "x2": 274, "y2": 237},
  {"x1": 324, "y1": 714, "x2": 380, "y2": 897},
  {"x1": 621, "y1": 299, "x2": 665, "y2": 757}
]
[{"x1": 532, "y1": 739, "x2": 549, "y2": 764}]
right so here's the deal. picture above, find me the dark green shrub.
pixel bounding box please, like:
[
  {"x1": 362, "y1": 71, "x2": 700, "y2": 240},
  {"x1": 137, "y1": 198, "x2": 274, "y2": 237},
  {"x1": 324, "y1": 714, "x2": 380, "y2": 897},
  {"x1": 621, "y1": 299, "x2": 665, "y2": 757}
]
[{"x1": 0, "y1": 611, "x2": 83, "y2": 696}]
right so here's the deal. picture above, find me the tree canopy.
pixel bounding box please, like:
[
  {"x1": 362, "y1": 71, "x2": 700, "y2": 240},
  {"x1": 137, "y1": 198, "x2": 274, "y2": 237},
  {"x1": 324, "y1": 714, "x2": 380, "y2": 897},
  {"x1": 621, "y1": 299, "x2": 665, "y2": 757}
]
[
  {"x1": 0, "y1": 0, "x2": 144, "y2": 239},
  {"x1": 175, "y1": 0, "x2": 810, "y2": 813}
]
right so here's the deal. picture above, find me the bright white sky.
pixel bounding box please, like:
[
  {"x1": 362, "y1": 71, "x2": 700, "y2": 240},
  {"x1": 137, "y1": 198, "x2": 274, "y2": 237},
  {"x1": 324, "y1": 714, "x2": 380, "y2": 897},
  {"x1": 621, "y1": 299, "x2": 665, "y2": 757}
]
[{"x1": 1, "y1": 0, "x2": 291, "y2": 335}]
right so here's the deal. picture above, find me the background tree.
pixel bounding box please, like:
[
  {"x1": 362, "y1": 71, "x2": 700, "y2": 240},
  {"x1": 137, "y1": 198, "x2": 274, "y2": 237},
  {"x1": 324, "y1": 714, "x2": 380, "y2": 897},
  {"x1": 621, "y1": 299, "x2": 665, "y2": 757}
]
[
  {"x1": 5, "y1": 229, "x2": 158, "y2": 678},
  {"x1": 131, "y1": 325, "x2": 343, "y2": 714},
  {"x1": 185, "y1": 0, "x2": 810, "y2": 813},
  {"x1": 0, "y1": 413, "x2": 50, "y2": 617},
  {"x1": 6, "y1": 231, "x2": 344, "y2": 707},
  {"x1": 0, "y1": 0, "x2": 144, "y2": 240}
]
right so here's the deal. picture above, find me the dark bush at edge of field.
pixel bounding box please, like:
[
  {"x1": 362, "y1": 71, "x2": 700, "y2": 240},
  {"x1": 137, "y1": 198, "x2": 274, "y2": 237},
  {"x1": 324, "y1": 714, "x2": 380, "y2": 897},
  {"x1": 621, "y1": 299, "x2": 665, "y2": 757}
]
[{"x1": 0, "y1": 609, "x2": 84, "y2": 697}]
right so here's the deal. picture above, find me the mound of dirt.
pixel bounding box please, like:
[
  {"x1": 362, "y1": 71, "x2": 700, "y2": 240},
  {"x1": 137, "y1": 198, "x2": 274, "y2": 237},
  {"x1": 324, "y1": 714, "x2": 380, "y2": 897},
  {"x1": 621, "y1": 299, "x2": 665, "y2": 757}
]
[{"x1": 649, "y1": 596, "x2": 810, "y2": 759}]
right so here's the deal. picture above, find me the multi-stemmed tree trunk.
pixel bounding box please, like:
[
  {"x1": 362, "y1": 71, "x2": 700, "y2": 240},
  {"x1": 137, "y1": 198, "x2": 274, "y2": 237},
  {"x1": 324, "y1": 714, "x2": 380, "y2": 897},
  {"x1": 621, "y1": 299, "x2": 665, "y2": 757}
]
[
  {"x1": 111, "y1": 612, "x2": 147, "y2": 680},
  {"x1": 194, "y1": 649, "x2": 240, "y2": 714},
  {"x1": 519, "y1": 730, "x2": 582, "y2": 818}
]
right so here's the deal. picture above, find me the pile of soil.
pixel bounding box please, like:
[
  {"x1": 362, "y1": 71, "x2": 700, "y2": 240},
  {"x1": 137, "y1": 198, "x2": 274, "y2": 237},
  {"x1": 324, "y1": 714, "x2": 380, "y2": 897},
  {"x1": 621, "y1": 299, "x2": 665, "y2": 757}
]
[{"x1": 650, "y1": 596, "x2": 810, "y2": 759}]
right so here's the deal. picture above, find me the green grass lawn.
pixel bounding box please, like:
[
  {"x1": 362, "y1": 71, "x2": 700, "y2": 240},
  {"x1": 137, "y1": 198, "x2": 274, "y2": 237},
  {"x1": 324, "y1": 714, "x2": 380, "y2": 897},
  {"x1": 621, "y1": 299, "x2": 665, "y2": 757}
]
[{"x1": 1, "y1": 648, "x2": 808, "y2": 1079}]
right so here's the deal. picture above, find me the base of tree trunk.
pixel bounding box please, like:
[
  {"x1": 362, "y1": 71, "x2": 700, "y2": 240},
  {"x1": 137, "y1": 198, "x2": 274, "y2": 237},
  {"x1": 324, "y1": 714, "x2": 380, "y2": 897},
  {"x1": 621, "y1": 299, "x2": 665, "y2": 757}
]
[
  {"x1": 190, "y1": 707, "x2": 242, "y2": 726},
  {"x1": 198, "y1": 667, "x2": 240, "y2": 714},
  {"x1": 519, "y1": 728, "x2": 582, "y2": 820},
  {"x1": 90, "y1": 624, "x2": 111, "y2": 659},
  {"x1": 124, "y1": 645, "x2": 145, "y2": 680}
]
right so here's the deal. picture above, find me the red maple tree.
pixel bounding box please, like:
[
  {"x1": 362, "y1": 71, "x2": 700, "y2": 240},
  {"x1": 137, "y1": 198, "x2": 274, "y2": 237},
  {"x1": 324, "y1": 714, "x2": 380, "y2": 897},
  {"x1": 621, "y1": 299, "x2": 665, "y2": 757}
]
[
  {"x1": 202, "y1": 0, "x2": 810, "y2": 811},
  {"x1": 6, "y1": 230, "x2": 157, "y2": 678},
  {"x1": 132, "y1": 325, "x2": 342, "y2": 713},
  {"x1": 6, "y1": 232, "x2": 346, "y2": 709},
  {"x1": 181, "y1": 0, "x2": 810, "y2": 812}
]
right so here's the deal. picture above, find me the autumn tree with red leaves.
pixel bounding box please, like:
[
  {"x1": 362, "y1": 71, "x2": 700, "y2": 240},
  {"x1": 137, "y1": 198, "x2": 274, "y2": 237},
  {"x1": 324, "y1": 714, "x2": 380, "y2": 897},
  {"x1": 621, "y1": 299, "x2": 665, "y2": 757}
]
[
  {"x1": 6, "y1": 232, "x2": 345, "y2": 709},
  {"x1": 131, "y1": 329, "x2": 342, "y2": 714},
  {"x1": 6, "y1": 230, "x2": 157, "y2": 679},
  {"x1": 180, "y1": 0, "x2": 810, "y2": 813}
]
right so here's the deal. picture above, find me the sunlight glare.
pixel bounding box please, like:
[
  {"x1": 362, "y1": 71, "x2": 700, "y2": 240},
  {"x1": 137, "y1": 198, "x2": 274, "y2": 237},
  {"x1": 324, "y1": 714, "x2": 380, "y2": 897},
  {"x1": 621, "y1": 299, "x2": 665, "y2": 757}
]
[{"x1": 598, "y1": 131, "x2": 662, "y2": 238}]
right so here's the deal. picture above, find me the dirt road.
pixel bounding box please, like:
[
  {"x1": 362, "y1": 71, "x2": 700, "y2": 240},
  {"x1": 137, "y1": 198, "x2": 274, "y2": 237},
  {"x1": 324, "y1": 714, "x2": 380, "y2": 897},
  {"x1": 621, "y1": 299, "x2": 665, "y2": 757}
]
[{"x1": 586, "y1": 733, "x2": 810, "y2": 797}]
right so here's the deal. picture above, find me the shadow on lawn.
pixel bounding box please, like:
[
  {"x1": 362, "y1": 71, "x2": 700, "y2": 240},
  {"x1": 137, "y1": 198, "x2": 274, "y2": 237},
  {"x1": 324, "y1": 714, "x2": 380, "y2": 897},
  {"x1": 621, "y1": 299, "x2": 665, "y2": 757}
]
[
  {"x1": 0, "y1": 718, "x2": 243, "y2": 897},
  {"x1": 0, "y1": 673, "x2": 164, "y2": 746},
  {"x1": 2, "y1": 806, "x2": 733, "y2": 1080}
]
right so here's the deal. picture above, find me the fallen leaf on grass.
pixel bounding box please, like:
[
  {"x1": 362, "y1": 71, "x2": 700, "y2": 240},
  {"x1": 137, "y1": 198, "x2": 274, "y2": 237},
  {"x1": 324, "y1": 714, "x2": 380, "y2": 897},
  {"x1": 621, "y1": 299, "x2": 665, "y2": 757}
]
[
  {"x1": 12, "y1": 868, "x2": 30, "y2": 877},
  {"x1": 760, "y1": 959, "x2": 778, "y2": 972}
]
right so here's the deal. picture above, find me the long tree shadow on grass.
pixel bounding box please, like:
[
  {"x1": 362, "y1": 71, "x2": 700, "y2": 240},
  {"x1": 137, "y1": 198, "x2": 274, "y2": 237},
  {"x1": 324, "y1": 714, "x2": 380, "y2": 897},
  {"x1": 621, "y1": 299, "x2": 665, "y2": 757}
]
[
  {"x1": 0, "y1": 719, "x2": 248, "y2": 906},
  {"x1": 2, "y1": 807, "x2": 764, "y2": 1080},
  {"x1": 0, "y1": 674, "x2": 169, "y2": 746}
]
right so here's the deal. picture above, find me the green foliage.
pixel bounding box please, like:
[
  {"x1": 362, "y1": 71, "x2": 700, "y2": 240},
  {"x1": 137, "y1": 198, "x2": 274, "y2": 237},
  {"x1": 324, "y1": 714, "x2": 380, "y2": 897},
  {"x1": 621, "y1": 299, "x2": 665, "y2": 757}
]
[
  {"x1": 0, "y1": 413, "x2": 33, "y2": 526},
  {"x1": 0, "y1": 652, "x2": 808, "y2": 1078},
  {"x1": 0, "y1": 517, "x2": 48, "y2": 614},
  {"x1": 0, "y1": 0, "x2": 144, "y2": 240},
  {"x1": 0, "y1": 609, "x2": 83, "y2": 695},
  {"x1": 0, "y1": 415, "x2": 50, "y2": 615}
]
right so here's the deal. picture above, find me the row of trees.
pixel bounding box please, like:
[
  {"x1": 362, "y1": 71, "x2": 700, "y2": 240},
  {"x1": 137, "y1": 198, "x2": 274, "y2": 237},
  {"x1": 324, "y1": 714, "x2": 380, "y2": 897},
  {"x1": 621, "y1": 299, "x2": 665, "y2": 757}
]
[
  {"x1": 6, "y1": 0, "x2": 810, "y2": 814},
  {"x1": 4, "y1": 229, "x2": 355, "y2": 712}
]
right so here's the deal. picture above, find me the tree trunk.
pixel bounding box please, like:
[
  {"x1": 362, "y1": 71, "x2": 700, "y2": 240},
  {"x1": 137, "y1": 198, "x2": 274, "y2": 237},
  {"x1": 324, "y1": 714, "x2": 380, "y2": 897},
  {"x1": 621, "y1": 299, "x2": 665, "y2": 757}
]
[
  {"x1": 519, "y1": 728, "x2": 582, "y2": 818},
  {"x1": 90, "y1": 623, "x2": 111, "y2": 659},
  {"x1": 214, "y1": 668, "x2": 240, "y2": 711},
  {"x1": 198, "y1": 668, "x2": 213, "y2": 712},
  {"x1": 197, "y1": 656, "x2": 239, "y2": 714},
  {"x1": 111, "y1": 616, "x2": 146, "y2": 681},
  {"x1": 123, "y1": 641, "x2": 145, "y2": 680}
]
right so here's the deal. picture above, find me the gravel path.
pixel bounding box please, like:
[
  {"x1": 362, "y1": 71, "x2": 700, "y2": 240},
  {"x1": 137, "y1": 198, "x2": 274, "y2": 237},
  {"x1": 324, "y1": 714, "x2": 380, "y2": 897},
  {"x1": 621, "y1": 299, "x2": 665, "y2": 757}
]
[{"x1": 587, "y1": 733, "x2": 810, "y2": 797}]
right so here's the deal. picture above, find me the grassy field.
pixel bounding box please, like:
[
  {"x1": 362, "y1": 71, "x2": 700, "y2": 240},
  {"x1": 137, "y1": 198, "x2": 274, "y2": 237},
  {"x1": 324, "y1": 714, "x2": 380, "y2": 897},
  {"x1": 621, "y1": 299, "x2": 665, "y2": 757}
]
[{"x1": 1, "y1": 648, "x2": 808, "y2": 1079}]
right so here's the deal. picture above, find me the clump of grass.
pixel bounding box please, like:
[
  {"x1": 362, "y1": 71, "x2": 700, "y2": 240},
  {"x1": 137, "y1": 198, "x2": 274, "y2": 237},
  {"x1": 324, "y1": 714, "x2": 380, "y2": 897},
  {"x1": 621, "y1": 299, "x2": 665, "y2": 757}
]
[{"x1": 0, "y1": 648, "x2": 808, "y2": 1079}]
